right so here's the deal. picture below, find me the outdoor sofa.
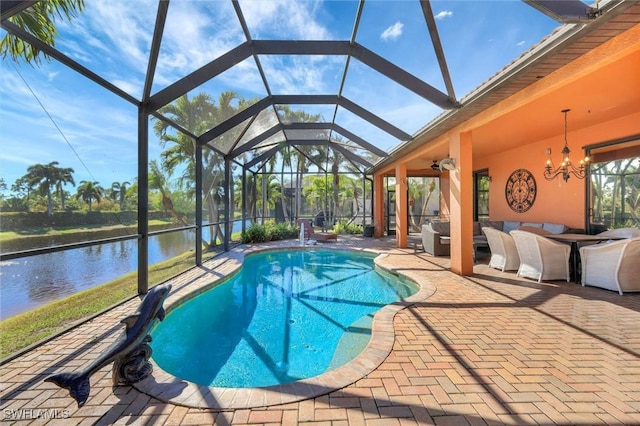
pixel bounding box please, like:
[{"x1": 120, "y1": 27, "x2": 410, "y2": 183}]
[{"x1": 422, "y1": 220, "x2": 570, "y2": 256}]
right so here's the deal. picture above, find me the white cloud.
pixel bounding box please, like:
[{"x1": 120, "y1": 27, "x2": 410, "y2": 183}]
[
  {"x1": 151, "y1": 1, "x2": 246, "y2": 89},
  {"x1": 260, "y1": 55, "x2": 342, "y2": 95},
  {"x1": 435, "y1": 11, "x2": 453, "y2": 20},
  {"x1": 238, "y1": 0, "x2": 331, "y2": 40},
  {"x1": 46, "y1": 72, "x2": 59, "y2": 83},
  {"x1": 517, "y1": 40, "x2": 526, "y2": 47},
  {"x1": 380, "y1": 22, "x2": 404, "y2": 42}
]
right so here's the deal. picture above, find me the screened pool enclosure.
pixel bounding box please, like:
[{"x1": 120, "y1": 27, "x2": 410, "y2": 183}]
[{"x1": 0, "y1": 0, "x2": 602, "y2": 305}]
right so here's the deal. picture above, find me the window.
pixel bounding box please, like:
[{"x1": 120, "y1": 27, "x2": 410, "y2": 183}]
[
  {"x1": 587, "y1": 139, "x2": 640, "y2": 231},
  {"x1": 474, "y1": 169, "x2": 490, "y2": 221}
]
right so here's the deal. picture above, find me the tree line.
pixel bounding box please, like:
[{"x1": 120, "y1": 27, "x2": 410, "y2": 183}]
[
  {"x1": 0, "y1": 162, "x2": 132, "y2": 216},
  {"x1": 0, "y1": 90, "x2": 375, "y2": 242}
]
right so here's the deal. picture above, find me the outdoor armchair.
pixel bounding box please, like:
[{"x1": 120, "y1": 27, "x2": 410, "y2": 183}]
[
  {"x1": 510, "y1": 230, "x2": 571, "y2": 283},
  {"x1": 482, "y1": 227, "x2": 520, "y2": 272},
  {"x1": 579, "y1": 237, "x2": 640, "y2": 295},
  {"x1": 422, "y1": 224, "x2": 450, "y2": 256}
]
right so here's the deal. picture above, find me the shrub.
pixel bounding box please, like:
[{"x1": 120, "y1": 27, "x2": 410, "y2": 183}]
[
  {"x1": 241, "y1": 221, "x2": 299, "y2": 244},
  {"x1": 241, "y1": 223, "x2": 268, "y2": 243},
  {"x1": 333, "y1": 219, "x2": 363, "y2": 235},
  {"x1": 267, "y1": 222, "x2": 298, "y2": 241}
]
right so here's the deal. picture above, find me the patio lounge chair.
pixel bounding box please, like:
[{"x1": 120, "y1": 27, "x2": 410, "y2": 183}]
[
  {"x1": 510, "y1": 230, "x2": 571, "y2": 283},
  {"x1": 482, "y1": 227, "x2": 520, "y2": 272},
  {"x1": 297, "y1": 219, "x2": 337, "y2": 243},
  {"x1": 579, "y1": 236, "x2": 640, "y2": 295}
]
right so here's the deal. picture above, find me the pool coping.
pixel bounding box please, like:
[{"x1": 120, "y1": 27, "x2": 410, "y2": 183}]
[{"x1": 133, "y1": 242, "x2": 436, "y2": 409}]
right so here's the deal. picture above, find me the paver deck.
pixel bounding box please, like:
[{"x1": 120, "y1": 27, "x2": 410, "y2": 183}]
[{"x1": 2, "y1": 235, "x2": 640, "y2": 425}]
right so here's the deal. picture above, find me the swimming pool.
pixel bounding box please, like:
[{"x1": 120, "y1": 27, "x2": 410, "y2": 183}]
[{"x1": 150, "y1": 248, "x2": 417, "y2": 388}]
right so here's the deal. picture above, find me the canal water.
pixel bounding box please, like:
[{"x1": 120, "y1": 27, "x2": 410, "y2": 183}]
[{"x1": 0, "y1": 225, "x2": 242, "y2": 320}]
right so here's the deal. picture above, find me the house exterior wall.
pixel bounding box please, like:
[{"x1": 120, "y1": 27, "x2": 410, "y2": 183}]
[
  {"x1": 474, "y1": 111, "x2": 640, "y2": 231},
  {"x1": 372, "y1": 22, "x2": 640, "y2": 275}
]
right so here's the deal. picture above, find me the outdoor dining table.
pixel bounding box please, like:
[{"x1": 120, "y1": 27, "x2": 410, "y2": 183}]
[{"x1": 545, "y1": 233, "x2": 623, "y2": 283}]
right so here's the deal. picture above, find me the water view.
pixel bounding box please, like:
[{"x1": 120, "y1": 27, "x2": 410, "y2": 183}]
[{"x1": 0, "y1": 227, "x2": 228, "y2": 320}]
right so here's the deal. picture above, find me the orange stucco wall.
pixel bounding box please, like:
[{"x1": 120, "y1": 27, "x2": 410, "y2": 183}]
[
  {"x1": 474, "y1": 111, "x2": 640, "y2": 230},
  {"x1": 448, "y1": 132, "x2": 474, "y2": 275}
]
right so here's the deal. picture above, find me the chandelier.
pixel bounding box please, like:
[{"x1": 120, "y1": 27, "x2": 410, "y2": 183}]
[{"x1": 544, "y1": 109, "x2": 589, "y2": 182}]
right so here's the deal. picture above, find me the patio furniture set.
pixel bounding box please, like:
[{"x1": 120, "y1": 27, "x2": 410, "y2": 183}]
[
  {"x1": 422, "y1": 221, "x2": 640, "y2": 295},
  {"x1": 483, "y1": 226, "x2": 640, "y2": 295},
  {"x1": 422, "y1": 219, "x2": 572, "y2": 259}
]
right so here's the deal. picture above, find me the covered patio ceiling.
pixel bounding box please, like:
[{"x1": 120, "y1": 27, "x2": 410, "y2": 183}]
[
  {"x1": 374, "y1": 1, "x2": 640, "y2": 174},
  {"x1": 0, "y1": 0, "x2": 613, "y2": 176}
]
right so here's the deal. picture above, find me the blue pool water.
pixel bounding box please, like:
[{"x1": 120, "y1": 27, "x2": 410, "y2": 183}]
[{"x1": 150, "y1": 249, "x2": 417, "y2": 388}]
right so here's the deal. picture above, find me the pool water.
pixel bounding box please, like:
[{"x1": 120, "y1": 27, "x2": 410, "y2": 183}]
[{"x1": 150, "y1": 249, "x2": 416, "y2": 388}]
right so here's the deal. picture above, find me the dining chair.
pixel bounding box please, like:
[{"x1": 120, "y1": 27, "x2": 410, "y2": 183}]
[
  {"x1": 482, "y1": 227, "x2": 520, "y2": 272},
  {"x1": 510, "y1": 230, "x2": 571, "y2": 283},
  {"x1": 579, "y1": 237, "x2": 640, "y2": 295}
]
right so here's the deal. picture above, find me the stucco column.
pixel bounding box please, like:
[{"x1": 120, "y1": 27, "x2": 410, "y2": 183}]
[
  {"x1": 449, "y1": 131, "x2": 474, "y2": 275},
  {"x1": 373, "y1": 173, "x2": 385, "y2": 237},
  {"x1": 395, "y1": 162, "x2": 408, "y2": 248}
]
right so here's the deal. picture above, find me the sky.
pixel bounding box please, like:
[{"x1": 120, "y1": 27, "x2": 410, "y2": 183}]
[{"x1": 0, "y1": 0, "x2": 561, "y2": 196}]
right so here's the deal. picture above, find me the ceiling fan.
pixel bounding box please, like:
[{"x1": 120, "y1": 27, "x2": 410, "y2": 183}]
[
  {"x1": 439, "y1": 158, "x2": 456, "y2": 172},
  {"x1": 431, "y1": 158, "x2": 456, "y2": 172}
]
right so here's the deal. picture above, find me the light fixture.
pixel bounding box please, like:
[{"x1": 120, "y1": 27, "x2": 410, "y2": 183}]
[
  {"x1": 543, "y1": 109, "x2": 589, "y2": 182},
  {"x1": 430, "y1": 160, "x2": 440, "y2": 171}
]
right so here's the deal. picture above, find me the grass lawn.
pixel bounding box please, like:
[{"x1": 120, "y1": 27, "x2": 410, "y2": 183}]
[{"x1": 0, "y1": 219, "x2": 173, "y2": 244}]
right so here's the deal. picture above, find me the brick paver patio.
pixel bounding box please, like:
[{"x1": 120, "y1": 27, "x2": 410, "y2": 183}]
[{"x1": 2, "y1": 236, "x2": 640, "y2": 425}]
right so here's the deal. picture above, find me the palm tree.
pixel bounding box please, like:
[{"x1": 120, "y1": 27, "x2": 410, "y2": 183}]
[
  {"x1": 303, "y1": 176, "x2": 331, "y2": 216},
  {"x1": 625, "y1": 172, "x2": 640, "y2": 225},
  {"x1": 111, "y1": 181, "x2": 131, "y2": 211},
  {"x1": 0, "y1": 0, "x2": 85, "y2": 65},
  {"x1": 24, "y1": 161, "x2": 68, "y2": 217},
  {"x1": 154, "y1": 91, "x2": 250, "y2": 247},
  {"x1": 154, "y1": 93, "x2": 217, "y2": 242},
  {"x1": 276, "y1": 105, "x2": 324, "y2": 220},
  {"x1": 148, "y1": 161, "x2": 188, "y2": 226},
  {"x1": 54, "y1": 166, "x2": 75, "y2": 210},
  {"x1": 590, "y1": 162, "x2": 608, "y2": 223},
  {"x1": 408, "y1": 178, "x2": 437, "y2": 231},
  {"x1": 76, "y1": 180, "x2": 103, "y2": 212},
  {"x1": 262, "y1": 155, "x2": 278, "y2": 221},
  {"x1": 329, "y1": 149, "x2": 344, "y2": 226},
  {"x1": 610, "y1": 159, "x2": 635, "y2": 227},
  {"x1": 202, "y1": 148, "x2": 226, "y2": 245},
  {"x1": 234, "y1": 171, "x2": 281, "y2": 223},
  {"x1": 278, "y1": 144, "x2": 293, "y2": 223},
  {"x1": 257, "y1": 173, "x2": 281, "y2": 219},
  {"x1": 339, "y1": 174, "x2": 361, "y2": 223}
]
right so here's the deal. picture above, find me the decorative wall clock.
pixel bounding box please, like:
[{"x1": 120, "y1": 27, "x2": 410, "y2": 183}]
[{"x1": 505, "y1": 169, "x2": 537, "y2": 213}]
